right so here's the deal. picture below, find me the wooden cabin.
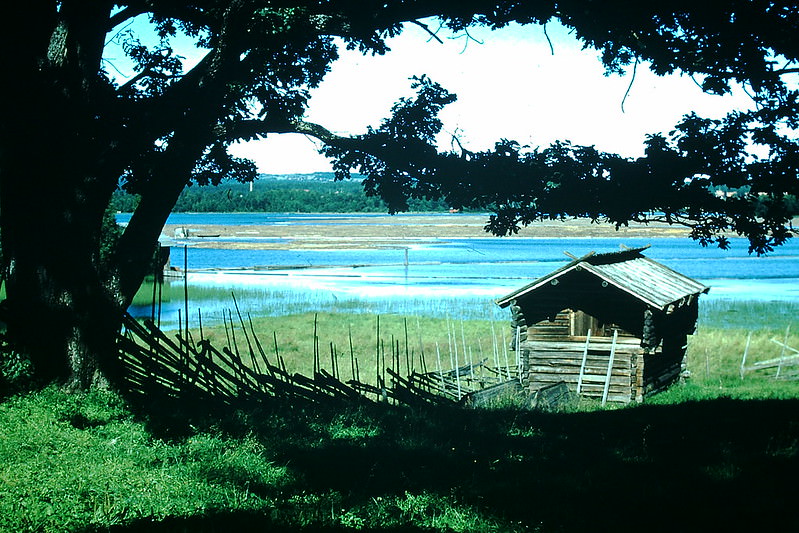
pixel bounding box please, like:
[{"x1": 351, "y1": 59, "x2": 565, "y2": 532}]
[{"x1": 495, "y1": 247, "x2": 708, "y2": 404}]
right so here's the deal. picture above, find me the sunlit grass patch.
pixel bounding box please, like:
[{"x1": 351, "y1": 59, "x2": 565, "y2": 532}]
[
  {"x1": 180, "y1": 310, "x2": 513, "y2": 388},
  {"x1": 0, "y1": 388, "x2": 287, "y2": 532},
  {"x1": 360, "y1": 490, "x2": 507, "y2": 532}
]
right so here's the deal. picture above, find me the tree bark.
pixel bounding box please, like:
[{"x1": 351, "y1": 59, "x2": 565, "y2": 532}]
[
  {"x1": 0, "y1": 169, "x2": 124, "y2": 389},
  {"x1": 0, "y1": 55, "x2": 126, "y2": 388}
]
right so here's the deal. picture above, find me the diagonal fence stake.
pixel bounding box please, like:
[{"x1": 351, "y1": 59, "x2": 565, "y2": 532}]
[{"x1": 740, "y1": 332, "x2": 752, "y2": 380}]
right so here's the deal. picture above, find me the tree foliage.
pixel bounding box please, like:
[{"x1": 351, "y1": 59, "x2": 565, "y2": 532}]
[{"x1": 1, "y1": 1, "x2": 797, "y2": 388}]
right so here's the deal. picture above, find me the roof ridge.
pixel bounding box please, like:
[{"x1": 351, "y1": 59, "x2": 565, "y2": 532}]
[{"x1": 581, "y1": 245, "x2": 651, "y2": 265}]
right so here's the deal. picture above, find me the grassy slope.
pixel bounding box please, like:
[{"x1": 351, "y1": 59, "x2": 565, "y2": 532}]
[
  {"x1": 3, "y1": 386, "x2": 799, "y2": 532},
  {"x1": 2, "y1": 301, "x2": 799, "y2": 532}
]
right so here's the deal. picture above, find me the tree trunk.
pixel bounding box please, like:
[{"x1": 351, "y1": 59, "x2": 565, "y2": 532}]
[
  {"x1": 0, "y1": 168, "x2": 125, "y2": 389},
  {"x1": 0, "y1": 131, "x2": 208, "y2": 390},
  {"x1": 0, "y1": 71, "x2": 126, "y2": 389},
  {"x1": 0, "y1": 4, "x2": 224, "y2": 390}
]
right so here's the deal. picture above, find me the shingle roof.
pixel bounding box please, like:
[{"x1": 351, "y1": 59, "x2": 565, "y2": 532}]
[{"x1": 496, "y1": 246, "x2": 709, "y2": 311}]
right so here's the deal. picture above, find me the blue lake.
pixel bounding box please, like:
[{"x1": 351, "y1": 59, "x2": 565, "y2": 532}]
[{"x1": 121, "y1": 213, "x2": 799, "y2": 324}]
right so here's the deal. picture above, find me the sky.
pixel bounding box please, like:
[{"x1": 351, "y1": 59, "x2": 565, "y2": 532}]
[
  {"x1": 227, "y1": 21, "x2": 755, "y2": 175},
  {"x1": 107, "y1": 17, "x2": 755, "y2": 175}
]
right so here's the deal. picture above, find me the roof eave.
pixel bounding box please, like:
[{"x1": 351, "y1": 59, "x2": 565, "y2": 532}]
[{"x1": 495, "y1": 262, "x2": 582, "y2": 308}]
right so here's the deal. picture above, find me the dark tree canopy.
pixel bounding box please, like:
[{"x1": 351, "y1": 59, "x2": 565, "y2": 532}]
[{"x1": 1, "y1": 1, "x2": 797, "y2": 388}]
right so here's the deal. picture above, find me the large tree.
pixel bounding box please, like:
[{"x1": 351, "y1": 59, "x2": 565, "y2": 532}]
[{"x1": 1, "y1": 1, "x2": 797, "y2": 389}]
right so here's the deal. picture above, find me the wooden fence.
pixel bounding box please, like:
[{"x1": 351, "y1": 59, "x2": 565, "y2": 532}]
[{"x1": 117, "y1": 312, "x2": 523, "y2": 408}]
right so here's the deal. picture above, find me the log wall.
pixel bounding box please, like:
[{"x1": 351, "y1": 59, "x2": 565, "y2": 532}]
[
  {"x1": 510, "y1": 297, "x2": 692, "y2": 403},
  {"x1": 521, "y1": 337, "x2": 644, "y2": 404},
  {"x1": 641, "y1": 341, "x2": 685, "y2": 396},
  {"x1": 521, "y1": 334, "x2": 686, "y2": 404}
]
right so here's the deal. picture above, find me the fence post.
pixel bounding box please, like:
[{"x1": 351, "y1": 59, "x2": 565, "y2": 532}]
[
  {"x1": 740, "y1": 332, "x2": 752, "y2": 380},
  {"x1": 777, "y1": 325, "x2": 791, "y2": 378}
]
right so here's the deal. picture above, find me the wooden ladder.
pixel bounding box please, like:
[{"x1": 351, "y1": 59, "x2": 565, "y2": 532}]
[{"x1": 576, "y1": 329, "x2": 619, "y2": 405}]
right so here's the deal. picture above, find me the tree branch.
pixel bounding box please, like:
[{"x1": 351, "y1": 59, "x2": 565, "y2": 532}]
[
  {"x1": 107, "y1": 2, "x2": 212, "y2": 32},
  {"x1": 621, "y1": 57, "x2": 638, "y2": 113},
  {"x1": 411, "y1": 19, "x2": 444, "y2": 44},
  {"x1": 543, "y1": 23, "x2": 555, "y2": 55},
  {"x1": 117, "y1": 69, "x2": 183, "y2": 94},
  {"x1": 107, "y1": 6, "x2": 145, "y2": 30},
  {"x1": 224, "y1": 118, "x2": 356, "y2": 146}
]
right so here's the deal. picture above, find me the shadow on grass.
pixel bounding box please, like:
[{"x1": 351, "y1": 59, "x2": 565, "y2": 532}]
[
  {"x1": 81, "y1": 512, "x2": 432, "y2": 533},
  {"x1": 128, "y1": 393, "x2": 799, "y2": 532}
]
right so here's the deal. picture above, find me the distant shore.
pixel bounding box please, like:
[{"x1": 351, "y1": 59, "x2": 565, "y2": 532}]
[{"x1": 162, "y1": 213, "x2": 693, "y2": 250}]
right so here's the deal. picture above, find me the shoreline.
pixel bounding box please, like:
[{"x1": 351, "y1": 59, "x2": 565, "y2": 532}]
[{"x1": 162, "y1": 213, "x2": 693, "y2": 250}]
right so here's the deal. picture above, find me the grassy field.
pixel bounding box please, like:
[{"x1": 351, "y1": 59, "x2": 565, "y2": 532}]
[
  {"x1": 149, "y1": 295, "x2": 799, "y2": 398},
  {"x1": 1, "y1": 299, "x2": 798, "y2": 532}
]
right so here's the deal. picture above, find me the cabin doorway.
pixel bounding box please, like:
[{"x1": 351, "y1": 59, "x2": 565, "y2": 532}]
[{"x1": 569, "y1": 310, "x2": 603, "y2": 337}]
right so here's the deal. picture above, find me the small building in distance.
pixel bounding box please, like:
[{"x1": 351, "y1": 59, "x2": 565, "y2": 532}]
[{"x1": 496, "y1": 246, "x2": 709, "y2": 404}]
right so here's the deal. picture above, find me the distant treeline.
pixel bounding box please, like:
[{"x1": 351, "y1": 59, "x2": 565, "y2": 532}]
[
  {"x1": 713, "y1": 185, "x2": 799, "y2": 218},
  {"x1": 111, "y1": 174, "x2": 453, "y2": 213},
  {"x1": 111, "y1": 175, "x2": 799, "y2": 216}
]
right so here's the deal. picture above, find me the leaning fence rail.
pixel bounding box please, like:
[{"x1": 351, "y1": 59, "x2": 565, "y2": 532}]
[{"x1": 739, "y1": 326, "x2": 799, "y2": 380}]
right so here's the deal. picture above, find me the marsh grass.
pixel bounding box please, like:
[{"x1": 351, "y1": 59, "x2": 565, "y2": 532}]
[
  {"x1": 131, "y1": 279, "x2": 507, "y2": 330},
  {"x1": 699, "y1": 299, "x2": 799, "y2": 330},
  {"x1": 666, "y1": 299, "x2": 799, "y2": 402}
]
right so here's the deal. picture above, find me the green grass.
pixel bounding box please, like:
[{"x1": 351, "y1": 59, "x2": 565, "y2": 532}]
[
  {"x1": 177, "y1": 298, "x2": 799, "y2": 398},
  {"x1": 2, "y1": 299, "x2": 799, "y2": 531},
  {"x1": 0, "y1": 388, "x2": 292, "y2": 532},
  {"x1": 666, "y1": 299, "x2": 799, "y2": 402},
  {"x1": 3, "y1": 384, "x2": 799, "y2": 532},
  {"x1": 0, "y1": 388, "x2": 515, "y2": 532}
]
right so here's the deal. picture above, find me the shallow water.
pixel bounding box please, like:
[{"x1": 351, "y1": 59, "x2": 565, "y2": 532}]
[{"x1": 126, "y1": 213, "x2": 799, "y2": 328}]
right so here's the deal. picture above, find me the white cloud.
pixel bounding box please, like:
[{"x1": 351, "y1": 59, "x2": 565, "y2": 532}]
[{"x1": 235, "y1": 21, "x2": 755, "y2": 173}]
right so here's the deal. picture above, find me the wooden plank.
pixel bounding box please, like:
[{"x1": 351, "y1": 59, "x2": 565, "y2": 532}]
[
  {"x1": 531, "y1": 382, "x2": 575, "y2": 410},
  {"x1": 529, "y1": 381, "x2": 631, "y2": 402},
  {"x1": 526, "y1": 348, "x2": 640, "y2": 358},
  {"x1": 740, "y1": 332, "x2": 751, "y2": 379},
  {"x1": 528, "y1": 366, "x2": 631, "y2": 380},
  {"x1": 602, "y1": 330, "x2": 619, "y2": 406},
  {"x1": 576, "y1": 328, "x2": 591, "y2": 394},
  {"x1": 541, "y1": 384, "x2": 629, "y2": 398},
  {"x1": 525, "y1": 347, "x2": 635, "y2": 358},
  {"x1": 526, "y1": 357, "x2": 632, "y2": 369},
  {"x1": 530, "y1": 379, "x2": 631, "y2": 393},
  {"x1": 464, "y1": 380, "x2": 523, "y2": 407},
  {"x1": 770, "y1": 338, "x2": 799, "y2": 356},
  {"x1": 525, "y1": 336, "x2": 641, "y2": 346},
  {"x1": 525, "y1": 351, "x2": 633, "y2": 362}
]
